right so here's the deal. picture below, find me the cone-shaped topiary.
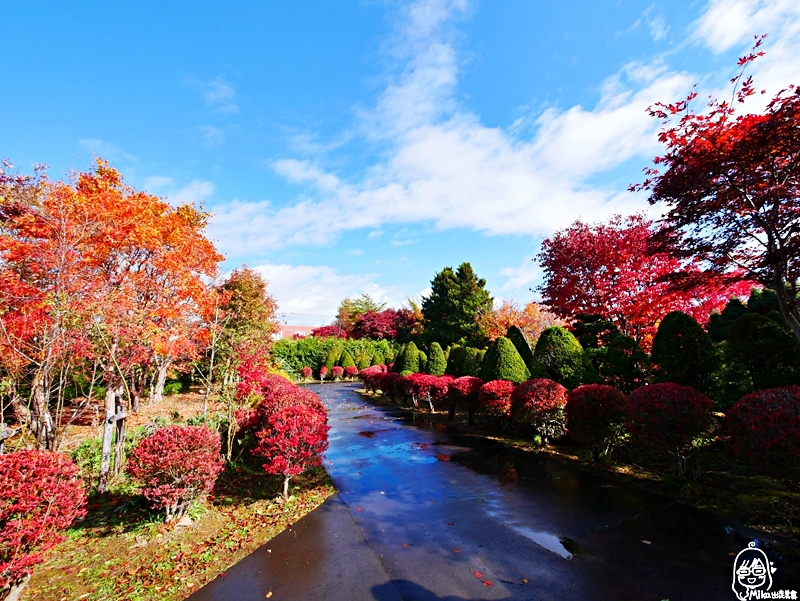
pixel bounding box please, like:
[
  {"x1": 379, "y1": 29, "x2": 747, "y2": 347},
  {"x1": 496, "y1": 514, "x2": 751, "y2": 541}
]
[
  {"x1": 427, "y1": 342, "x2": 447, "y2": 376},
  {"x1": 355, "y1": 352, "x2": 371, "y2": 371},
  {"x1": 480, "y1": 337, "x2": 531, "y2": 384},
  {"x1": 418, "y1": 349, "x2": 428, "y2": 373},
  {"x1": 323, "y1": 345, "x2": 340, "y2": 373},
  {"x1": 340, "y1": 351, "x2": 356, "y2": 370},
  {"x1": 506, "y1": 325, "x2": 535, "y2": 373},
  {"x1": 391, "y1": 345, "x2": 406, "y2": 373},
  {"x1": 371, "y1": 352, "x2": 385, "y2": 366},
  {"x1": 651, "y1": 311, "x2": 719, "y2": 393},
  {"x1": 533, "y1": 326, "x2": 586, "y2": 389},
  {"x1": 395, "y1": 342, "x2": 421, "y2": 374}
]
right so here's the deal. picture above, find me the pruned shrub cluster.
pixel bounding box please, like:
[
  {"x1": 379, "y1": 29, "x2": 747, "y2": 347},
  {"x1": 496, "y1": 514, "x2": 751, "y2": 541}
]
[
  {"x1": 126, "y1": 425, "x2": 225, "y2": 522},
  {"x1": 565, "y1": 385, "x2": 627, "y2": 457},
  {"x1": 727, "y1": 386, "x2": 800, "y2": 468},
  {"x1": 0, "y1": 451, "x2": 87, "y2": 596},
  {"x1": 510, "y1": 379, "x2": 568, "y2": 442}
]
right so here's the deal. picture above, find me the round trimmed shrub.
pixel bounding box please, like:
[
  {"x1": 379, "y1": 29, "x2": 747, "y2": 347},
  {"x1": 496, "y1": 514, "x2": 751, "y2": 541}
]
[
  {"x1": 534, "y1": 326, "x2": 587, "y2": 389},
  {"x1": 651, "y1": 311, "x2": 718, "y2": 393},
  {"x1": 479, "y1": 337, "x2": 531, "y2": 384},
  {"x1": 359, "y1": 365, "x2": 385, "y2": 392},
  {"x1": 0, "y1": 451, "x2": 87, "y2": 597},
  {"x1": 626, "y1": 383, "x2": 713, "y2": 477},
  {"x1": 319, "y1": 365, "x2": 328, "y2": 380},
  {"x1": 378, "y1": 372, "x2": 404, "y2": 402},
  {"x1": 395, "y1": 342, "x2": 421, "y2": 374},
  {"x1": 344, "y1": 365, "x2": 359, "y2": 378},
  {"x1": 510, "y1": 378, "x2": 568, "y2": 442},
  {"x1": 300, "y1": 367, "x2": 313, "y2": 380},
  {"x1": 478, "y1": 380, "x2": 516, "y2": 418},
  {"x1": 430, "y1": 375, "x2": 454, "y2": 410},
  {"x1": 447, "y1": 375, "x2": 482, "y2": 423},
  {"x1": 331, "y1": 366, "x2": 344, "y2": 380},
  {"x1": 727, "y1": 386, "x2": 800, "y2": 468},
  {"x1": 566, "y1": 384, "x2": 628, "y2": 455},
  {"x1": 126, "y1": 425, "x2": 224, "y2": 522}
]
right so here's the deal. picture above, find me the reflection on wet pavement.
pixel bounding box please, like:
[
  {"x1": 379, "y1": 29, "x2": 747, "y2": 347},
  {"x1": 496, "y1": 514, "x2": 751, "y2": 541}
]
[
  {"x1": 189, "y1": 382, "x2": 800, "y2": 601},
  {"x1": 319, "y1": 383, "x2": 799, "y2": 600}
]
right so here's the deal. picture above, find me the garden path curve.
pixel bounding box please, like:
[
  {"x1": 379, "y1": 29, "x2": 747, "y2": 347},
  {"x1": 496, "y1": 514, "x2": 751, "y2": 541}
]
[{"x1": 187, "y1": 382, "x2": 799, "y2": 601}]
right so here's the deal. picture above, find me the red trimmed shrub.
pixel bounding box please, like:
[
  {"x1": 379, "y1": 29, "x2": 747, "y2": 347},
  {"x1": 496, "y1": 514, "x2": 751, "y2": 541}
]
[
  {"x1": 511, "y1": 378, "x2": 568, "y2": 442},
  {"x1": 430, "y1": 375, "x2": 455, "y2": 410},
  {"x1": 449, "y1": 376, "x2": 483, "y2": 422},
  {"x1": 300, "y1": 367, "x2": 313, "y2": 380},
  {"x1": 345, "y1": 365, "x2": 359, "y2": 378},
  {"x1": 235, "y1": 407, "x2": 259, "y2": 434},
  {"x1": 626, "y1": 383, "x2": 713, "y2": 477},
  {"x1": 126, "y1": 425, "x2": 225, "y2": 521},
  {"x1": 566, "y1": 384, "x2": 628, "y2": 456},
  {"x1": 400, "y1": 373, "x2": 439, "y2": 408},
  {"x1": 319, "y1": 366, "x2": 328, "y2": 380},
  {"x1": 378, "y1": 372, "x2": 404, "y2": 402},
  {"x1": 478, "y1": 380, "x2": 516, "y2": 418},
  {"x1": 360, "y1": 365, "x2": 386, "y2": 393},
  {"x1": 0, "y1": 451, "x2": 86, "y2": 595},
  {"x1": 727, "y1": 386, "x2": 800, "y2": 468},
  {"x1": 332, "y1": 366, "x2": 344, "y2": 380},
  {"x1": 254, "y1": 400, "x2": 330, "y2": 500}
]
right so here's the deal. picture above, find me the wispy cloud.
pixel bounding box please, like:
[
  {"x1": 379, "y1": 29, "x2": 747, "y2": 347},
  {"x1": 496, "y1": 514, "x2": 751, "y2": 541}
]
[
  {"x1": 629, "y1": 5, "x2": 670, "y2": 42},
  {"x1": 208, "y1": 0, "x2": 800, "y2": 262},
  {"x1": 252, "y1": 262, "x2": 404, "y2": 325},
  {"x1": 78, "y1": 138, "x2": 138, "y2": 164},
  {"x1": 186, "y1": 76, "x2": 239, "y2": 114}
]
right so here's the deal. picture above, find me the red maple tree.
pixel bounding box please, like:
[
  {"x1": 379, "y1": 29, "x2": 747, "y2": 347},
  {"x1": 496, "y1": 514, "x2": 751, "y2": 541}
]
[
  {"x1": 538, "y1": 214, "x2": 750, "y2": 346},
  {"x1": 633, "y1": 36, "x2": 800, "y2": 342}
]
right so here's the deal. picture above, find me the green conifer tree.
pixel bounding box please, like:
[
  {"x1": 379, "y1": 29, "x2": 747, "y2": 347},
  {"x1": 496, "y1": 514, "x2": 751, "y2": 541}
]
[{"x1": 427, "y1": 342, "x2": 447, "y2": 375}]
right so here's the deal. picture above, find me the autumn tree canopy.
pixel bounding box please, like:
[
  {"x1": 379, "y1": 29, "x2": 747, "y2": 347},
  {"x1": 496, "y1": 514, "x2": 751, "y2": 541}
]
[
  {"x1": 633, "y1": 38, "x2": 800, "y2": 341},
  {"x1": 478, "y1": 299, "x2": 563, "y2": 344},
  {"x1": 537, "y1": 214, "x2": 750, "y2": 345}
]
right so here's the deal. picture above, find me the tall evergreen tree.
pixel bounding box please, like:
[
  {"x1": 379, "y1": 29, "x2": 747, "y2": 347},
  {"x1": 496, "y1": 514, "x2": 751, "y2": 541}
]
[{"x1": 422, "y1": 262, "x2": 493, "y2": 348}]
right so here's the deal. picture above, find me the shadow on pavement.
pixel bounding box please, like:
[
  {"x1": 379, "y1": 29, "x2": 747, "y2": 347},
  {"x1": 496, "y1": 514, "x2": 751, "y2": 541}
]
[{"x1": 373, "y1": 580, "x2": 508, "y2": 601}]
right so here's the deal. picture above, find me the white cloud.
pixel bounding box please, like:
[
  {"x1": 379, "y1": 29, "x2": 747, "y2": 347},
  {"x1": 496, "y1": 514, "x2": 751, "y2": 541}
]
[
  {"x1": 251, "y1": 262, "x2": 403, "y2": 326},
  {"x1": 78, "y1": 139, "x2": 138, "y2": 164},
  {"x1": 207, "y1": 0, "x2": 800, "y2": 258},
  {"x1": 499, "y1": 257, "x2": 542, "y2": 292},
  {"x1": 200, "y1": 125, "x2": 226, "y2": 148},
  {"x1": 203, "y1": 76, "x2": 239, "y2": 114},
  {"x1": 629, "y1": 5, "x2": 670, "y2": 42}
]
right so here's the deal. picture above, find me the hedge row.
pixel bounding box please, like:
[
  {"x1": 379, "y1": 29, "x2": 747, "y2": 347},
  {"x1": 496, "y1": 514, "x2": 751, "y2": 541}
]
[{"x1": 361, "y1": 369, "x2": 800, "y2": 475}]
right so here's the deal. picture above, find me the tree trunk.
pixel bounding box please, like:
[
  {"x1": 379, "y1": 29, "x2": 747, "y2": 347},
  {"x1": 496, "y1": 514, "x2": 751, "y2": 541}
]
[
  {"x1": 98, "y1": 384, "x2": 122, "y2": 493},
  {"x1": 151, "y1": 359, "x2": 170, "y2": 405},
  {"x1": 1, "y1": 574, "x2": 31, "y2": 601},
  {"x1": 113, "y1": 394, "x2": 126, "y2": 476},
  {"x1": 283, "y1": 476, "x2": 291, "y2": 501},
  {"x1": 29, "y1": 373, "x2": 55, "y2": 450},
  {"x1": 774, "y1": 274, "x2": 800, "y2": 343}
]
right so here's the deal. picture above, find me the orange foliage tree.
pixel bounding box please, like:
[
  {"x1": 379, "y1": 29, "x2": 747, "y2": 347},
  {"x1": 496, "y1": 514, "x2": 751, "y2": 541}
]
[{"x1": 478, "y1": 300, "x2": 564, "y2": 344}]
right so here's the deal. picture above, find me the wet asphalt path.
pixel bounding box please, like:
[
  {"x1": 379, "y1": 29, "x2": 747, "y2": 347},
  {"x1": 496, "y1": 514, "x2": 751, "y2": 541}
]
[{"x1": 189, "y1": 382, "x2": 799, "y2": 601}]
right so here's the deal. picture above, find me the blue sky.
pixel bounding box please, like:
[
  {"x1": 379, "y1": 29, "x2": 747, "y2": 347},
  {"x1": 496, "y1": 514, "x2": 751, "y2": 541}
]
[{"x1": 3, "y1": 1, "x2": 800, "y2": 325}]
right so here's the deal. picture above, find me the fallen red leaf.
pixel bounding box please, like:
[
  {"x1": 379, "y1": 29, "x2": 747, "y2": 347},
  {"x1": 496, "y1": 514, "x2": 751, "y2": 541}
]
[
  {"x1": 483, "y1": 580, "x2": 493, "y2": 587},
  {"x1": 453, "y1": 548, "x2": 460, "y2": 553},
  {"x1": 474, "y1": 571, "x2": 483, "y2": 579}
]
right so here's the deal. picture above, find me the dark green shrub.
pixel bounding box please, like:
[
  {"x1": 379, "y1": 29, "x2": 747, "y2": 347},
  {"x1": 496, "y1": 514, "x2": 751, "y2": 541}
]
[
  {"x1": 571, "y1": 314, "x2": 620, "y2": 349},
  {"x1": 707, "y1": 298, "x2": 749, "y2": 342},
  {"x1": 446, "y1": 345, "x2": 467, "y2": 376},
  {"x1": 355, "y1": 352, "x2": 371, "y2": 370},
  {"x1": 323, "y1": 345, "x2": 340, "y2": 372},
  {"x1": 395, "y1": 342, "x2": 421, "y2": 374},
  {"x1": 163, "y1": 380, "x2": 183, "y2": 396},
  {"x1": 479, "y1": 337, "x2": 530, "y2": 384},
  {"x1": 595, "y1": 334, "x2": 649, "y2": 393},
  {"x1": 506, "y1": 326, "x2": 535, "y2": 372},
  {"x1": 725, "y1": 313, "x2": 800, "y2": 391},
  {"x1": 391, "y1": 345, "x2": 406, "y2": 372},
  {"x1": 462, "y1": 347, "x2": 482, "y2": 377},
  {"x1": 747, "y1": 287, "x2": 780, "y2": 315},
  {"x1": 533, "y1": 326, "x2": 587, "y2": 389},
  {"x1": 427, "y1": 342, "x2": 447, "y2": 376},
  {"x1": 418, "y1": 349, "x2": 428, "y2": 373},
  {"x1": 651, "y1": 312, "x2": 718, "y2": 393},
  {"x1": 371, "y1": 352, "x2": 385, "y2": 366}
]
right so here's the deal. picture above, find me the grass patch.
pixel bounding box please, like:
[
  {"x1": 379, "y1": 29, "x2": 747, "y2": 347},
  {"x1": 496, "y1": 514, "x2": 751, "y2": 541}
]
[{"x1": 22, "y1": 466, "x2": 334, "y2": 601}]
